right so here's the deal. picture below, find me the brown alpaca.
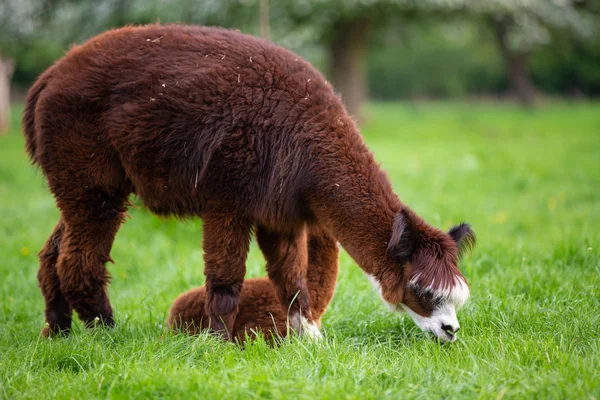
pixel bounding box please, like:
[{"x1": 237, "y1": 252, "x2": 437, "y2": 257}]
[
  {"x1": 23, "y1": 24, "x2": 475, "y2": 343},
  {"x1": 168, "y1": 226, "x2": 338, "y2": 343}
]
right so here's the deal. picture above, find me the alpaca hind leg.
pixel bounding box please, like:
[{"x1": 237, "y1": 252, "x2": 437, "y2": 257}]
[
  {"x1": 202, "y1": 211, "x2": 253, "y2": 341},
  {"x1": 56, "y1": 187, "x2": 129, "y2": 328},
  {"x1": 257, "y1": 225, "x2": 319, "y2": 339},
  {"x1": 38, "y1": 218, "x2": 72, "y2": 336}
]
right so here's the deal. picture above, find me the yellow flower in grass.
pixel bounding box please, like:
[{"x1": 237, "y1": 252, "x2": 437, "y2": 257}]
[
  {"x1": 492, "y1": 212, "x2": 509, "y2": 224},
  {"x1": 20, "y1": 247, "x2": 30, "y2": 256},
  {"x1": 547, "y1": 196, "x2": 557, "y2": 211}
]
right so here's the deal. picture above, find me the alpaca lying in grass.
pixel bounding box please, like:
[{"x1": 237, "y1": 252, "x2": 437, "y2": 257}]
[{"x1": 168, "y1": 227, "x2": 338, "y2": 343}]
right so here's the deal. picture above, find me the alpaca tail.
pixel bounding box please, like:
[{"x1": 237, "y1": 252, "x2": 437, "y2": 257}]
[{"x1": 22, "y1": 66, "x2": 54, "y2": 164}]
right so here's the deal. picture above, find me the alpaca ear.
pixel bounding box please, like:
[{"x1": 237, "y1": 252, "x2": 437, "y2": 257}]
[
  {"x1": 387, "y1": 210, "x2": 416, "y2": 262},
  {"x1": 448, "y1": 223, "x2": 476, "y2": 259}
]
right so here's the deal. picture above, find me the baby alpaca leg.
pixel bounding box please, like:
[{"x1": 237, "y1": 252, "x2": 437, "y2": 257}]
[{"x1": 202, "y1": 211, "x2": 252, "y2": 341}]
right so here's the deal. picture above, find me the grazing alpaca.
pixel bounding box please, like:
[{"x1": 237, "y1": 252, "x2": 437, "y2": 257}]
[
  {"x1": 23, "y1": 24, "x2": 475, "y2": 342},
  {"x1": 168, "y1": 226, "x2": 339, "y2": 343}
]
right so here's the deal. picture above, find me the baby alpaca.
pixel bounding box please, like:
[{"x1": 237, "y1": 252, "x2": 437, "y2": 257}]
[{"x1": 168, "y1": 227, "x2": 338, "y2": 342}]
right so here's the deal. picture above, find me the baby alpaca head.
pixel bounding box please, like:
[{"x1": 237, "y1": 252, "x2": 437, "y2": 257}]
[{"x1": 369, "y1": 210, "x2": 475, "y2": 343}]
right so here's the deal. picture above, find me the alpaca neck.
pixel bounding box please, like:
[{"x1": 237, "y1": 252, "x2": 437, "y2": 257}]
[{"x1": 309, "y1": 118, "x2": 402, "y2": 276}]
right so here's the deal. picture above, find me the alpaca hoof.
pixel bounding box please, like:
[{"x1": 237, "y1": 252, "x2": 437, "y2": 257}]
[
  {"x1": 208, "y1": 319, "x2": 233, "y2": 342},
  {"x1": 290, "y1": 314, "x2": 322, "y2": 341},
  {"x1": 209, "y1": 328, "x2": 233, "y2": 342},
  {"x1": 302, "y1": 322, "x2": 322, "y2": 341},
  {"x1": 84, "y1": 313, "x2": 114, "y2": 329},
  {"x1": 41, "y1": 322, "x2": 70, "y2": 338},
  {"x1": 41, "y1": 325, "x2": 53, "y2": 338}
]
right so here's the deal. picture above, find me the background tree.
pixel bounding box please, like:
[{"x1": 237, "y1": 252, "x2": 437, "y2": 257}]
[
  {"x1": 284, "y1": 0, "x2": 597, "y2": 114},
  {"x1": 482, "y1": 0, "x2": 597, "y2": 106}
]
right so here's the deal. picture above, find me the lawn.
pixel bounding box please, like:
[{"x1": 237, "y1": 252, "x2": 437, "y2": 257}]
[{"x1": 0, "y1": 101, "x2": 599, "y2": 399}]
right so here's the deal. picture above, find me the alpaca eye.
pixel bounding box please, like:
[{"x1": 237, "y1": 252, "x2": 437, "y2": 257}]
[{"x1": 414, "y1": 290, "x2": 440, "y2": 313}]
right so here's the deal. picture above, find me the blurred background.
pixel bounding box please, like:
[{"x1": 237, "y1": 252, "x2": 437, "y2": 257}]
[
  {"x1": 0, "y1": 0, "x2": 599, "y2": 132},
  {"x1": 1, "y1": 4, "x2": 599, "y2": 396}
]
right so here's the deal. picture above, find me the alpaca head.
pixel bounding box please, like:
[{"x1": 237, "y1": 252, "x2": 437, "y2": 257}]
[{"x1": 369, "y1": 210, "x2": 475, "y2": 343}]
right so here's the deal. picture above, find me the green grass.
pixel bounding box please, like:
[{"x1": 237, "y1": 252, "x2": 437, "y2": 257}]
[{"x1": 1, "y1": 101, "x2": 599, "y2": 399}]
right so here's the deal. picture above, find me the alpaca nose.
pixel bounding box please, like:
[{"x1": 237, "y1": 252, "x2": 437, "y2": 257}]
[{"x1": 441, "y1": 323, "x2": 460, "y2": 337}]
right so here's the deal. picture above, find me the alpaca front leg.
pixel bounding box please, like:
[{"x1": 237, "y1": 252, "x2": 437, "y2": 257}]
[
  {"x1": 202, "y1": 211, "x2": 252, "y2": 341},
  {"x1": 306, "y1": 225, "x2": 339, "y2": 322},
  {"x1": 256, "y1": 225, "x2": 320, "y2": 340}
]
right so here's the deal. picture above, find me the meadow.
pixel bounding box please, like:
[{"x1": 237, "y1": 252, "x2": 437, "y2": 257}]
[{"x1": 0, "y1": 102, "x2": 598, "y2": 399}]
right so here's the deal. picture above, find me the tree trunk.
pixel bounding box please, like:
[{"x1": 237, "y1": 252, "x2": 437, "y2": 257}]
[
  {"x1": 259, "y1": 0, "x2": 270, "y2": 40},
  {"x1": 489, "y1": 16, "x2": 536, "y2": 106},
  {"x1": 0, "y1": 56, "x2": 14, "y2": 135},
  {"x1": 329, "y1": 17, "x2": 370, "y2": 123},
  {"x1": 505, "y1": 52, "x2": 536, "y2": 106}
]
